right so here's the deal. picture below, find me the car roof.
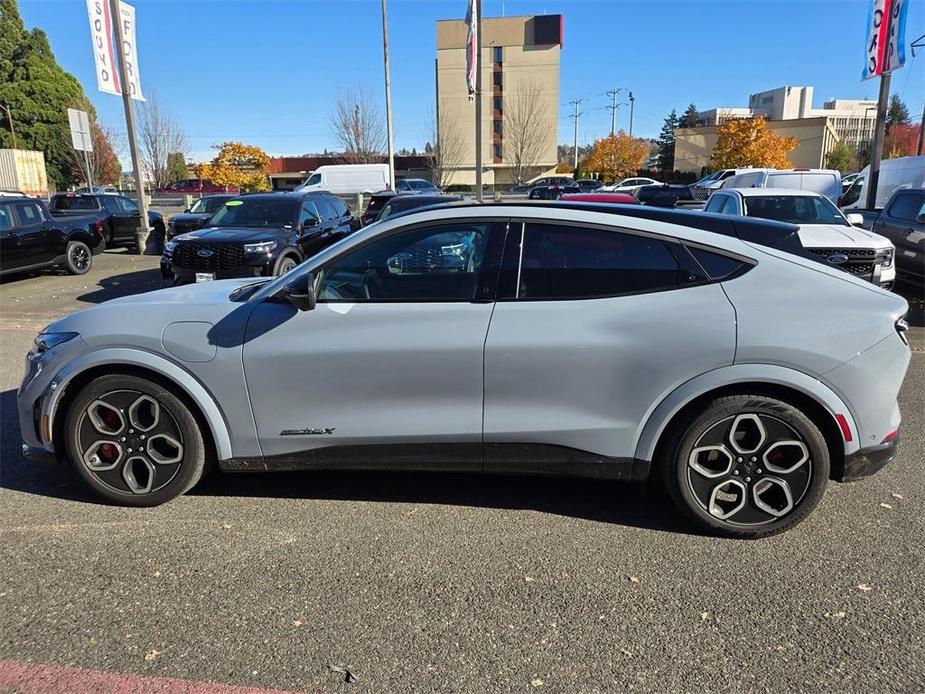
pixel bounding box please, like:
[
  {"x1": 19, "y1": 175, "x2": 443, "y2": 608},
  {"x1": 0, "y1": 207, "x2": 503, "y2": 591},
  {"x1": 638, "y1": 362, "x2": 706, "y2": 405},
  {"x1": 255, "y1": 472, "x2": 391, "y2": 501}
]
[{"x1": 724, "y1": 187, "x2": 825, "y2": 198}]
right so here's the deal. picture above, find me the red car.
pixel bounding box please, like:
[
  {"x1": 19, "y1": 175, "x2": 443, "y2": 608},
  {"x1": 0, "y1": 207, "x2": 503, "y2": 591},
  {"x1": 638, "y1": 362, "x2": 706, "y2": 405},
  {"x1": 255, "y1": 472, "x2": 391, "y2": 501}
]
[
  {"x1": 155, "y1": 179, "x2": 239, "y2": 195},
  {"x1": 558, "y1": 192, "x2": 639, "y2": 204}
]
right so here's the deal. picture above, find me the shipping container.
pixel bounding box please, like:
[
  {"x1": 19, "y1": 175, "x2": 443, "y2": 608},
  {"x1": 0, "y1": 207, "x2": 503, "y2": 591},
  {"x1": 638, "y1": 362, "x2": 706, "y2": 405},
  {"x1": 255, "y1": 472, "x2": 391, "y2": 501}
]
[{"x1": 0, "y1": 149, "x2": 49, "y2": 198}]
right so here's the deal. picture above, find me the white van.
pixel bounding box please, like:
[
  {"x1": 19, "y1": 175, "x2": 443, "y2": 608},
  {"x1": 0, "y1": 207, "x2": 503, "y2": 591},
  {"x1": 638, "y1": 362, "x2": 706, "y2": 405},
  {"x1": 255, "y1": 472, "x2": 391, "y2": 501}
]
[
  {"x1": 295, "y1": 164, "x2": 390, "y2": 195},
  {"x1": 722, "y1": 169, "x2": 842, "y2": 202},
  {"x1": 840, "y1": 156, "x2": 925, "y2": 210}
]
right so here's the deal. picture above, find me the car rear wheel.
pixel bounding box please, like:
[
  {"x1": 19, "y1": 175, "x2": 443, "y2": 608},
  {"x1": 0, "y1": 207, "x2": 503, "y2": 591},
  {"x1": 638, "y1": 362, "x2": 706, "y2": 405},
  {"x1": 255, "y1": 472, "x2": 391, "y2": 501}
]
[
  {"x1": 64, "y1": 240, "x2": 92, "y2": 275},
  {"x1": 661, "y1": 395, "x2": 830, "y2": 538},
  {"x1": 64, "y1": 374, "x2": 206, "y2": 506}
]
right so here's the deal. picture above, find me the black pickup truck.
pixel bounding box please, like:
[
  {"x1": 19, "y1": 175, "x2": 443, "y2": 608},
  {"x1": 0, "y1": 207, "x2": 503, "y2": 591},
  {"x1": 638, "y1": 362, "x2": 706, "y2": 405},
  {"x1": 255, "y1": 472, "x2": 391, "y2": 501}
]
[
  {"x1": 48, "y1": 192, "x2": 165, "y2": 250},
  {"x1": 853, "y1": 188, "x2": 924, "y2": 285},
  {"x1": 0, "y1": 196, "x2": 105, "y2": 277}
]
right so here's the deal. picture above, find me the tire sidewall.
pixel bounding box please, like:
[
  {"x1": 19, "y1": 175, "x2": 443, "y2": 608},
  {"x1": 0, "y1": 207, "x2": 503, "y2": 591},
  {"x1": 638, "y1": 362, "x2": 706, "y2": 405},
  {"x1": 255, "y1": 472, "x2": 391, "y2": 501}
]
[
  {"x1": 274, "y1": 252, "x2": 298, "y2": 276},
  {"x1": 64, "y1": 374, "x2": 206, "y2": 507},
  {"x1": 66, "y1": 240, "x2": 92, "y2": 275},
  {"x1": 667, "y1": 396, "x2": 830, "y2": 538}
]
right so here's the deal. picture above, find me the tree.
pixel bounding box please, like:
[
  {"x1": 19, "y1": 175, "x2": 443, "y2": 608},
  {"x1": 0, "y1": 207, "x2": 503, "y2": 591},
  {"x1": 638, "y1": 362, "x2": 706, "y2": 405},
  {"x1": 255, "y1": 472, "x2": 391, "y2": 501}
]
[
  {"x1": 165, "y1": 152, "x2": 188, "y2": 183},
  {"x1": 884, "y1": 123, "x2": 922, "y2": 158},
  {"x1": 426, "y1": 103, "x2": 465, "y2": 190},
  {"x1": 679, "y1": 103, "x2": 700, "y2": 128},
  {"x1": 711, "y1": 116, "x2": 797, "y2": 169},
  {"x1": 138, "y1": 93, "x2": 187, "y2": 189},
  {"x1": 195, "y1": 141, "x2": 270, "y2": 192},
  {"x1": 503, "y1": 80, "x2": 552, "y2": 184},
  {"x1": 886, "y1": 95, "x2": 910, "y2": 127},
  {"x1": 656, "y1": 109, "x2": 679, "y2": 172},
  {"x1": 330, "y1": 88, "x2": 384, "y2": 163},
  {"x1": 824, "y1": 142, "x2": 854, "y2": 172},
  {"x1": 0, "y1": 0, "x2": 94, "y2": 187},
  {"x1": 582, "y1": 131, "x2": 649, "y2": 184}
]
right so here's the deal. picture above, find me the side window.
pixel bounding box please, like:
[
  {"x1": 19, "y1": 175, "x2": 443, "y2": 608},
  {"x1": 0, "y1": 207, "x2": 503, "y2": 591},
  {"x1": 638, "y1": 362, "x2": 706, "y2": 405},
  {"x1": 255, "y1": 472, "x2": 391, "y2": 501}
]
[
  {"x1": 704, "y1": 194, "x2": 727, "y2": 214},
  {"x1": 299, "y1": 201, "x2": 321, "y2": 227},
  {"x1": 102, "y1": 196, "x2": 121, "y2": 213},
  {"x1": 719, "y1": 171, "x2": 735, "y2": 180},
  {"x1": 719, "y1": 195, "x2": 739, "y2": 214},
  {"x1": 0, "y1": 206, "x2": 12, "y2": 231},
  {"x1": 317, "y1": 222, "x2": 490, "y2": 302},
  {"x1": 517, "y1": 224, "x2": 697, "y2": 300},
  {"x1": 119, "y1": 197, "x2": 139, "y2": 214},
  {"x1": 314, "y1": 197, "x2": 336, "y2": 223},
  {"x1": 886, "y1": 192, "x2": 920, "y2": 221},
  {"x1": 687, "y1": 246, "x2": 751, "y2": 280},
  {"x1": 304, "y1": 173, "x2": 321, "y2": 187},
  {"x1": 13, "y1": 202, "x2": 43, "y2": 224},
  {"x1": 333, "y1": 197, "x2": 350, "y2": 217}
]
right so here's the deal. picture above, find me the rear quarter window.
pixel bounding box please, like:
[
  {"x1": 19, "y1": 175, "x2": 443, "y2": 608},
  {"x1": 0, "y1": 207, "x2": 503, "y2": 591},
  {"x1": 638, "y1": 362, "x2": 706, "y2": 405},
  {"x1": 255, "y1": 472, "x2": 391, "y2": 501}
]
[{"x1": 687, "y1": 246, "x2": 752, "y2": 280}]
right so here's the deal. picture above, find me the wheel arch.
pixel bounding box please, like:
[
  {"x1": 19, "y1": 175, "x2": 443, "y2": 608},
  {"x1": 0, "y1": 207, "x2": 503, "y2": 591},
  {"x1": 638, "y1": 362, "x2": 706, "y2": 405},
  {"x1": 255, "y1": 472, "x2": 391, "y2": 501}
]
[
  {"x1": 47, "y1": 349, "x2": 232, "y2": 462},
  {"x1": 635, "y1": 365, "x2": 858, "y2": 481}
]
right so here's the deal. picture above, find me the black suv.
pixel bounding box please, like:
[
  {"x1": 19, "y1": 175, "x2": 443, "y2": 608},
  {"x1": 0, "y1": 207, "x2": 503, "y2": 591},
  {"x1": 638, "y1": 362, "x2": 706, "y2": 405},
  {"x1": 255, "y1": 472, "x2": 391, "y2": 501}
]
[
  {"x1": 166, "y1": 194, "x2": 236, "y2": 240},
  {"x1": 161, "y1": 191, "x2": 357, "y2": 283},
  {"x1": 1, "y1": 197, "x2": 105, "y2": 277}
]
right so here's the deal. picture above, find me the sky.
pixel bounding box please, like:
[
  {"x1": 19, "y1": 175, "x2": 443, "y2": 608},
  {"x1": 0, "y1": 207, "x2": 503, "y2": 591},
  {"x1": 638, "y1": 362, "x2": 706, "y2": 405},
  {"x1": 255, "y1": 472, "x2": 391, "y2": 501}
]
[{"x1": 18, "y1": 0, "x2": 925, "y2": 164}]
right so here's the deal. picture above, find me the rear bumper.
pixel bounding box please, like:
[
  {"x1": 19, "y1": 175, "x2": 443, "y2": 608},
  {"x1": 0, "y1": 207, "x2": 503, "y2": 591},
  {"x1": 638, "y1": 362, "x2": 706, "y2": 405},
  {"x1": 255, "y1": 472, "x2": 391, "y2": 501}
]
[{"x1": 839, "y1": 436, "x2": 899, "y2": 482}]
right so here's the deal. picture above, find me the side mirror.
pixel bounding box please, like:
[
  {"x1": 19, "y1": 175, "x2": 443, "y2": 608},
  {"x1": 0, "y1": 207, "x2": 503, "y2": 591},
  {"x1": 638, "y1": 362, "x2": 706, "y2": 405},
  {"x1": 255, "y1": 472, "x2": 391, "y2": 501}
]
[
  {"x1": 183, "y1": 208, "x2": 191, "y2": 213},
  {"x1": 846, "y1": 212, "x2": 864, "y2": 226},
  {"x1": 284, "y1": 272, "x2": 316, "y2": 312}
]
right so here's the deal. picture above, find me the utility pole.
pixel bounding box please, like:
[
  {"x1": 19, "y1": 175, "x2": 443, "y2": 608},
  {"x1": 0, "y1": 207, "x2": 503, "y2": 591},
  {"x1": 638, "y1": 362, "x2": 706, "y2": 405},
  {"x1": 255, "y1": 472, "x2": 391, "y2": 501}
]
[
  {"x1": 110, "y1": 0, "x2": 150, "y2": 254},
  {"x1": 474, "y1": 0, "x2": 483, "y2": 201},
  {"x1": 2, "y1": 104, "x2": 16, "y2": 149},
  {"x1": 917, "y1": 100, "x2": 925, "y2": 156},
  {"x1": 605, "y1": 88, "x2": 625, "y2": 136},
  {"x1": 628, "y1": 92, "x2": 636, "y2": 137},
  {"x1": 568, "y1": 98, "x2": 585, "y2": 170},
  {"x1": 381, "y1": 0, "x2": 395, "y2": 190}
]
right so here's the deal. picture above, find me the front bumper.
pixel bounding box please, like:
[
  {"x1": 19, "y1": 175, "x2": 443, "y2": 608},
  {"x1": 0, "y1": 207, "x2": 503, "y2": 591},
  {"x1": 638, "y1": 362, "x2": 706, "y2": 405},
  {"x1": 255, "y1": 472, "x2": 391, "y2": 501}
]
[
  {"x1": 161, "y1": 257, "x2": 269, "y2": 283},
  {"x1": 839, "y1": 435, "x2": 899, "y2": 482}
]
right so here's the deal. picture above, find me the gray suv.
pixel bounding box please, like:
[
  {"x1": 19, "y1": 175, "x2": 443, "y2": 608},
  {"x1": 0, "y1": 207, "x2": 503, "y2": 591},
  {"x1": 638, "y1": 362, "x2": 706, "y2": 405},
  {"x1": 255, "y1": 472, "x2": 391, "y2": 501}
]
[{"x1": 18, "y1": 204, "x2": 911, "y2": 538}]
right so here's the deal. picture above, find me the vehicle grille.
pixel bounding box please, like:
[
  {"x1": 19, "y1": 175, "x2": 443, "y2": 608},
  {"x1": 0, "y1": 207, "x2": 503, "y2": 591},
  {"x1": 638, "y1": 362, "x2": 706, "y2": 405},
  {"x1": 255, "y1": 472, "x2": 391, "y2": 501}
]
[
  {"x1": 808, "y1": 248, "x2": 889, "y2": 281},
  {"x1": 172, "y1": 242, "x2": 246, "y2": 271},
  {"x1": 690, "y1": 186, "x2": 711, "y2": 201}
]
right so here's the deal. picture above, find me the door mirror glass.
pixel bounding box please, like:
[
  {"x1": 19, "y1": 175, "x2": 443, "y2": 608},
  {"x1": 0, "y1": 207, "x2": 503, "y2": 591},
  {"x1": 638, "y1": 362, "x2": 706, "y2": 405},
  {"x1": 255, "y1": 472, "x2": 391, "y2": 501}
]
[
  {"x1": 845, "y1": 212, "x2": 864, "y2": 226},
  {"x1": 284, "y1": 272, "x2": 315, "y2": 311}
]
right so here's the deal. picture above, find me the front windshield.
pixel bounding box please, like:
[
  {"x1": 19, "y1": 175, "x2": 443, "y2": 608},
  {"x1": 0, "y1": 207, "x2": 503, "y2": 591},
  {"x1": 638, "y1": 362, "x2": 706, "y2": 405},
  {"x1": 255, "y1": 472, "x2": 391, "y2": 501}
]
[
  {"x1": 743, "y1": 195, "x2": 849, "y2": 226},
  {"x1": 190, "y1": 197, "x2": 228, "y2": 214},
  {"x1": 408, "y1": 180, "x2": 434, "y2": 190},
  {"x1": 694, "y1": 172, "x2": 720, "y2": 186},
  {"x1": 207, "y1": 198, "x2": 298, "y2": 227}
]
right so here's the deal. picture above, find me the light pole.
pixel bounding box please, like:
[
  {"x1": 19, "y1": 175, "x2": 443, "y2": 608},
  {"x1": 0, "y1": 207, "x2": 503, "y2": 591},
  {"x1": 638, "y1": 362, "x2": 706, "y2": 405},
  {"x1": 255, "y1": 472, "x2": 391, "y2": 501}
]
[
  {"x1": 628, "y1": 92, "x2": 636, "y2": 137},
  {"x1": 381, "y1": 0, "x2": 395, "y2": 190}
]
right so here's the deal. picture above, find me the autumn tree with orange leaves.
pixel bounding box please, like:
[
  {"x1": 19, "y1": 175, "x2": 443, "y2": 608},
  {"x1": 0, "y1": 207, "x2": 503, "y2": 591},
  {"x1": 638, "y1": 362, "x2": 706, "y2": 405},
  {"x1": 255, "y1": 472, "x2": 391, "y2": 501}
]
[
  {"x1": 711, "y1": 116, "x2": 797, "y2": 169},
  {"x1": 583, "y1": 131, "x2": 649, "y2": 184},
  {"x1": 195, "y1": 142, "x2": 271, "y2": 192}
]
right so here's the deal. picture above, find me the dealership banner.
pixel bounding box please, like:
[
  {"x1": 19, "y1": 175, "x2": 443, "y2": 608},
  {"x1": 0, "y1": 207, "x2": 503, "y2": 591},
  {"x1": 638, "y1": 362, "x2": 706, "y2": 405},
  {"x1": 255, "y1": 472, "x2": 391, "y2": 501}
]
[
  {"x1": 85, "y1": 0, "x2": 120, "y2": 95},
  {"x1": 116, "y1": 1, "x2": 145, "y2": 101},
  {"x1": 465, "y1": 0, "x2": 478, "y2": 97},
  {"x1": 862, "y1": 0, "x2": 908, "y2": 80}
]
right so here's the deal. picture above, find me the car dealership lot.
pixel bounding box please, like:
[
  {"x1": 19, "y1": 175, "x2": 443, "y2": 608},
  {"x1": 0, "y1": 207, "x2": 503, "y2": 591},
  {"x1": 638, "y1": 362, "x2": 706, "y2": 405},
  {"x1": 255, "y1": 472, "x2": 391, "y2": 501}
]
[{"x1": 1, "y1": 251, "x2": 923, "y2": 693}]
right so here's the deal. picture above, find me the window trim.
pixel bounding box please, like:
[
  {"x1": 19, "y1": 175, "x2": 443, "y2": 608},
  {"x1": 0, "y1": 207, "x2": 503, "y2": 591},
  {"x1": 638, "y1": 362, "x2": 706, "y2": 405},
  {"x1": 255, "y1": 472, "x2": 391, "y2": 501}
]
[
  {"x1": 498, "y1": 218, "x2": 723, "y2": 303},
  {"x1": 311, "y1": 218, "x2": 508, "y2": 305}
]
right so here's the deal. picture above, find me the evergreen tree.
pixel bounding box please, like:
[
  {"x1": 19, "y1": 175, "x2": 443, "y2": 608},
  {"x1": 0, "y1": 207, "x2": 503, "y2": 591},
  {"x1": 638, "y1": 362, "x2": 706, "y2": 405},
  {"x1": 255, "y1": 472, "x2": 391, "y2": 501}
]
[
  {"x1": 0, "y1": 0, "x2": 95, "y2": 187},
  {"x1": 165, "y1": 152, "x2": 188, "y2": 183},
  {"x1": 656, "y1": 109, "x2": 679, "y2": 172},
  {"x1": 679, "y1": 103, "x2": 701, "y2": 128},
  {"x1": 886, "y1": 95, "x2": 910, "y2": 127}
]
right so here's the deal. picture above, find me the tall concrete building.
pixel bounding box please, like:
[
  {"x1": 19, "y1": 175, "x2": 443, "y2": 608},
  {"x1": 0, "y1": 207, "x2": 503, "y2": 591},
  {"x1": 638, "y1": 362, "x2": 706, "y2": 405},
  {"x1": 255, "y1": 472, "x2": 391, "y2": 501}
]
[{"x1": 435, "y1": 14, "x2": 562, "y2": 187}]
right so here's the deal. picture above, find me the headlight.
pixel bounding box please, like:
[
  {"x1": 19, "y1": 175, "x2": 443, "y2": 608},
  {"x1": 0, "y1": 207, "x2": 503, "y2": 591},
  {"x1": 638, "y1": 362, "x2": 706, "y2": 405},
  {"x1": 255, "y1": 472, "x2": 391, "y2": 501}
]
[
  {"x1": 164, "y1": 241, "x2": 176, "y2": 254},
  {"x1": 882, "y1": 249, "x2": 894, "y2": 269},
  {"x1": 33, "y1": 332, "x2": 78, "y2": 354},
  {"x1": 244, "y1": 240, "x2": 277, "y2": 254}
]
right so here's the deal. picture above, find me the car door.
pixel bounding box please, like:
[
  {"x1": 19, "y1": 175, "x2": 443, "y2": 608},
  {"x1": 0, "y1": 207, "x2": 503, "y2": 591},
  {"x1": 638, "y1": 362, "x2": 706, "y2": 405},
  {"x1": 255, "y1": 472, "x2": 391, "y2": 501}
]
[
  {"x1": 314, "y1": 197, "x2": 340, "y2": 245},
  {"x1": 0, "y1": 204, "x2": 22, "y2": 270},
  {"x1": 875, "y1": 190, "x2": 925, "y2": 277},
  {"x1": 10, "y1": 201, "x2": 55, "y2": 267},
  {"x1": 482, "y1": 220, "x2": 736, "y2": 473},
  {"x1": 241, "y1": 218, "x2": 505, "y2": 467},
  {"x1": 296, "y1": 199, "x2": 325, "y2": 257},
  {"x1": 113, "y1": 196, "x2": 141, "y2": 243}
]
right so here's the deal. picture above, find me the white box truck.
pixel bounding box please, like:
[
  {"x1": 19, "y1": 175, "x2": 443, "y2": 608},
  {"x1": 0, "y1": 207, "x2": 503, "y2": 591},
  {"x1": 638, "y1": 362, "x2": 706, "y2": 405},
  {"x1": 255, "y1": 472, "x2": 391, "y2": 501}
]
[
  {"x1": 840, "y1": 156, "x2": 925, "y2": 211},
  {"x1": 0, "y1": 149, "x2": 49, "y2": 198},
  {"x1": 294, "y1": 164, "x2": 389, "y2": 195}
]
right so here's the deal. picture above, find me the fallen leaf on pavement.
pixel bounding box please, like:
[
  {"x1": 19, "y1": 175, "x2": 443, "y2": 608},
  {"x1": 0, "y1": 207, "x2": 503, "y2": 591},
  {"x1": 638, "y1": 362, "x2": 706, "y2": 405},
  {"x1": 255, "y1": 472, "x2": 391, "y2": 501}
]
[
  {"x1": 330, "y1": 665, "x2": 357, "y2": 683},
  {"x1": 857, "y1": 584, "x2": 873, "y2": 592},
  {"x1": 891, "y1": 493, "x2": 904, "y2": 499},
  {"x1": 879, "y1": 503, "x2": 893, "y2": 509},
  {"x1": 293, "y1": 619, "x2": 303, "y2": 627},
  {"x1": 700, "y1": 611, "x2": 711, "y2": 621},
  {"x1": 531, "y1": 678, "x2": 544, "y2": 687},
  {"x1": 621, "y1": 648, "x2": 633, "y2": 657},
  {"x1": 629, "y1": 576, "x2": 640, "y2": 583},
  {"x1": 525, "y1": 576, "x2": 535, "y2": 583},
  {"x1": 143, "y1": 648, "x2": 162, "y2": 662}
]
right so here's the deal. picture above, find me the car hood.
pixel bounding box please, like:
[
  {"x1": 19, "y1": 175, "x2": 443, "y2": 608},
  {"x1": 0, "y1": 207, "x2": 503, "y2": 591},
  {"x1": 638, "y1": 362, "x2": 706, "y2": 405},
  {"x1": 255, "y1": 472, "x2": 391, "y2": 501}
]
[
  {"x1": 796, "y1": 224, "x2": 892, "y2": 249},
  {"x1": 175, "y1": 226, "x2": 291, "y2": 243}
]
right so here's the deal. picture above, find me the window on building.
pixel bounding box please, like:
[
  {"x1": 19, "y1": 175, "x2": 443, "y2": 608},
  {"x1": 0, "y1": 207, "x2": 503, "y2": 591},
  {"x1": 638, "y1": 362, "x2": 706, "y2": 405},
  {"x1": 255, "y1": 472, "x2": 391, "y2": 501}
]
[
  {"x1": 493, "y1": 143, "x2": 503, "y2": 160},
  {"x1": 493, "y1": 97, "x2": 502, "y2": 112},
  {"x1": 493, "y1": 46, "x2": 502, "y2": 62},
  {"x1": 493, "y1": 71, "x2": 502, "y2": 87},
  {"x1": 493, "y1": 120, "x2": 502, "y2": 134}
]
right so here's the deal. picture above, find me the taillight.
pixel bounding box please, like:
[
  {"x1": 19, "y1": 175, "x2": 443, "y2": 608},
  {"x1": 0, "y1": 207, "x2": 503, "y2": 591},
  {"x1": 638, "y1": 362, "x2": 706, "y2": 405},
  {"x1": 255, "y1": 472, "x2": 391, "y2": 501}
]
[
  {"x1": 895, "y1": 318, "x2": 909, "y2": 346},
  {"x1": 93, "y1": 220, "x2": 104, "y2": 239},
  {"x1": 882, "y1": 429, "x2": 899, "y2": 444},
  {"x1": 835, "y1": 413, "x2": 853, "y2": 443}
]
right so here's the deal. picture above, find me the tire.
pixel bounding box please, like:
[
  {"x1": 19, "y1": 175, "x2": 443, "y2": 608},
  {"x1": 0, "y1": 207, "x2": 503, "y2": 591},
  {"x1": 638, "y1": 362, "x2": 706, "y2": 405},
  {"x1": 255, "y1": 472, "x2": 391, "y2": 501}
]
[
  {"x1": 63, "y1": 374, "x2": 207, "y2": 506},
  {"x1": 660, "y1": 395, "x2": 830, "y2": 539},
  {"x1": 274, "y1": 253, "x2": 299, "y2": 276},
  {"x1": 65, "y1": 240, "x2": 92, "y2": 275}
]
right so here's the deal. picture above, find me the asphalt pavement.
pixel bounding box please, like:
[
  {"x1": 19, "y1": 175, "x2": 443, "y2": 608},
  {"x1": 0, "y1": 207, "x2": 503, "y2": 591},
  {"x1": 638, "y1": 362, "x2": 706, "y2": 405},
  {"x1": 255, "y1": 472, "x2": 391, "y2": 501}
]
[{"x1": 0, "y1": 251, "x2": 923, "y2": 693}]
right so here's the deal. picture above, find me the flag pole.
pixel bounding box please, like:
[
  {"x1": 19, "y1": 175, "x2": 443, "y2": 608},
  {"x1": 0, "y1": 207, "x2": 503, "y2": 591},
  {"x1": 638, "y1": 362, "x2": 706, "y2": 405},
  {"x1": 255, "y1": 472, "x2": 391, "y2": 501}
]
[
  {"x1": 110, "y1": 0, "x2": 150, "y2": 254},
  {"x1": 381, "y1": 0, "x2": 395, "y2": 191},
  {"x1": 474, "y1": 0, "x2": 483, "y2": 202},
  {"x1": 865, "y1": 2, "x2": 895, "y2": 210}
]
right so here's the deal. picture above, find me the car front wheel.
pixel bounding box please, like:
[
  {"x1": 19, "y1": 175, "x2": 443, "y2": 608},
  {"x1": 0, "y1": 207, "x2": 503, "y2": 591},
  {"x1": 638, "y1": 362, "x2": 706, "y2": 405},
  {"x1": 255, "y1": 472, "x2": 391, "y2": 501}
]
[
  {"x1": 64, "y1": 374, "x2": 207, "y2": 506},
  {"x1": 65, "y1": 240, "x2": 92, "y2": 275},
  {"x1": 662, "y1": 395, "x2": 830, "y2": 538}
]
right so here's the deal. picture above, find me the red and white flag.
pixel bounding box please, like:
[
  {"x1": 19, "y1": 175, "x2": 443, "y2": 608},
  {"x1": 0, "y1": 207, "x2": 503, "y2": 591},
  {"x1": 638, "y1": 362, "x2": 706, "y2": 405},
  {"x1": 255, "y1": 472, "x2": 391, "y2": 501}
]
[
  {"x1": 465, "y1": 0, "x2": 478, "y2": 97},
  {"x1": 86, "y1": 0, "x2": 121, "y2": 95}
]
